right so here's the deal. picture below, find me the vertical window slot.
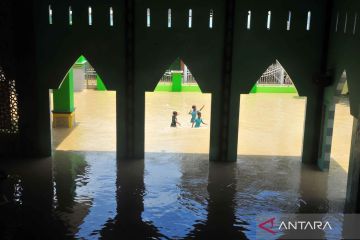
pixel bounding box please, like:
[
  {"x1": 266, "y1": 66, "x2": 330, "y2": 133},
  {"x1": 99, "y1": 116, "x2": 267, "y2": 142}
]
[
  {"x1": 49, "y1": 5, "x2": 53, "y2": 25},
  {"x1": 287, "y1": 11, "x2": 292, "y2": 30},
  {"x1": 209, "y1": 9, "x2": 214, "y2": 28},
  {"x1": 335, "y1": 12, "x2": 339, "y2": 32},
  {"x1": 344, "y1": 12, "x2": 348, "y2": 33},
  {"x1": 168, "y1": 9, "x2": 172, "y2": 28},
  {"x1": 147, "y1": 8, "x2": 151, "y2": 27},
  {"x1": 189, "y1": 9, "x2": 193, "y2": 28},
  {"x1": 247, "y1": 11, "x2": 252, "y2": 29},
  {"x1": 110, "y1": 7, "x2": 114, "y2": 26},
  {"x1": 69, "y1": 6, "x2": 73, "y2": 25},
  {"x1": 267, "y1": 11, "x2": 271, "y2": 30},
  {"x1": 306, "y1": 11, "x2": 311, "y2": 31},
  {"x1": 353, "y1": 13, "x2": 357, "y2": 35},
  {"x1": 88, "y1": 7, "x2": 93, "y2": 26}
]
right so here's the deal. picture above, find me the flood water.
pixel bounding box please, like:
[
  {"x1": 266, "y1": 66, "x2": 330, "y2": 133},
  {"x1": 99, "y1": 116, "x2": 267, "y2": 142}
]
[{"x1": 0, "y1": 91, "x2": 353, "y2": 239}]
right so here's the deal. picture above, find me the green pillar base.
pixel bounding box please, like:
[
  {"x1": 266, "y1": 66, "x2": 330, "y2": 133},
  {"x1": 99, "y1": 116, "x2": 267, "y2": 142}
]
[
  {"x1": 53, "y1": 70, "x2": 75, "y2": 113},
  {"x1": 52, "y1": 112, "x2": 75, "y2": 128},
  {"x1": 171, "y1": 71, "x2": 182, "y2": 92}
]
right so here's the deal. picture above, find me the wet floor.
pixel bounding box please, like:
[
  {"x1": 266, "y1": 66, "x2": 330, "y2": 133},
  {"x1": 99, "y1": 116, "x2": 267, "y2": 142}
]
[
  {"x1": 51, "y1": 90, "x2": 116, "y2": 152},
  {"x1": 0, "y1": 91, "x2": 353, "y2": 239},
  {"x1": 0, "y1": 152, "x2": 349, "y2": 239},
  {"x1": 238, "y1": 94, "x2": 307, "y2": 157}
]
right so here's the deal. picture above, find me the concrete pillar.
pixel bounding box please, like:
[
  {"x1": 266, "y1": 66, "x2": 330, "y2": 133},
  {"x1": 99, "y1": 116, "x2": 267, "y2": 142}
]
[
  {"x1": 301, "y1": 94, "x2": 324, "y2": 164},
  {"x1": 183, "y1": 64, "x2": 188, "y2": 84},
  {"x1": 209, "y1": 89, "x2": 240, "y2": 162},
  {"x1": 116, "y1": 88, "x2": 144, "y2": 160},
  {"x1": 345, "y1": 117, "x2": 360, "y2": 213},
  {"x1": 134, "y1": 91, "x2": 145, "y2": 158},
  {"x1": 317, "y1": 101, "x2": 336, "y2": 170},
  {"x1": 209, "y1": 0, "x2": 237, "y2": 162},
  {"x1": 52, "y1": 70, "x2": 75, "y2": 128},
  {"x1": 72, "y1": 64, "x2": 85, "y2": 92}
]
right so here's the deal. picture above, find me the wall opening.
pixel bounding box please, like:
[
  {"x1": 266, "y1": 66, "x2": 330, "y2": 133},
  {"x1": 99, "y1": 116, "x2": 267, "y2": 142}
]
[
  {"x1": 69, "y1": 6, "x2": 73, "y2": 25},
  {"x1": 168, "y1": 9, "x2": 172, "y2": 28},
  {"x1": 306, "y1": 11, "x2": 312, "y2": 31},
  {"x1": 267, "y1": 11, "x2": 272, "y2": 30},
  {"x1": 147, "y1": 8, "x2": 151, "y2": 27},
  {"x1": 237, "y1": 60, "x2": 307, "y2": 159},
  {"x1": 247, "y1": 11, "x2": 251, "y2": 30},
  {"x1": 188, "y1": 9, "x2": 193, "y2": 28},
  {"x1": 287, "y1": 11, "x2": 292, "y2": 31},
  {"x1": 145, "y1": 58, "x2": 211, "y2": 155},
  {"x1": 344, "y1": 12, "x2": 348, "y2": 33},
  {"x1": 49, "y1": 56, "x2": 116, "y2": 152},
  {"x1": 88, "y1": 7, "x2": 93, "y2": 26},
  {"x1": 109, "y1": 7, "x2": 114, "y2": 26},
  {"x1": 209, "y1": 9, "x2": 214, "y2": 28},
  {"x1": 49, "y1": 5, "x2": 53, "y2": 25}
]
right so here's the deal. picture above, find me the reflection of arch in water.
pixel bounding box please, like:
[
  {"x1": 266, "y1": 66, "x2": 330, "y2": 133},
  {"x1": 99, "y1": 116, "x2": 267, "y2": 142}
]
[
  {"x1": 250, "y1": 60, "x2": 299, "y2": 95},
  {"x1": 0, "y1": 66, "x2": 19, "y2": 134},
  {"x1": 153, "y1": 58, "x2": 203, "y2": 93}
]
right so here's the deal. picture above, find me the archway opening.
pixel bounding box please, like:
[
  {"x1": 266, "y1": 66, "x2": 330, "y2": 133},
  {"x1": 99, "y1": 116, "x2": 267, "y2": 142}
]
[
  {"x1": 145, "y1": 58, "x2": 212, "y2": 155},
  {"x1": 143, "y1": 58, "x2": 211, "y2": 238},
  {"x1": 49, "y1": 55, "x2": 116, "y2": 152},
  {"x1": 237, "y1": 60, "x2": 307, "y2": 158}
]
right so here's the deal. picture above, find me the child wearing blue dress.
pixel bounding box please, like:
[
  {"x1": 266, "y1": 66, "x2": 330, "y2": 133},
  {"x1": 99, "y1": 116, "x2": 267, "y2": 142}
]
[
  {"x1": 189, "y1": 105, "x2": 205, "y2": 128},
  {"x1": 194, "y1": 112, "x2": 207, "y2": 128}
]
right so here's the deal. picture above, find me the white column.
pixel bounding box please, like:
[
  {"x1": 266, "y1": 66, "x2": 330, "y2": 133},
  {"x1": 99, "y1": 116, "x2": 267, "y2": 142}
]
[
  {"x1": 183, "y1": 64, "x2": 188, "y2": 83},
  {"x1": 73, "y1": 65, "x2": 86, "y2": 92}
]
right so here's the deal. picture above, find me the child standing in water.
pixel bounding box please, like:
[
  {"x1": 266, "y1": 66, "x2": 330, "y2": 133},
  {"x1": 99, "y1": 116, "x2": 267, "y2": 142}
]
[
  {"x1": 189, "y1": 105, "x2": 205, "y2": 128},
  {"x1": 171, "y1": 111, "x2": 181, "y2": 127},
  {"x1": 194, "y1": 112, "x2": 207, "y2": 128}
]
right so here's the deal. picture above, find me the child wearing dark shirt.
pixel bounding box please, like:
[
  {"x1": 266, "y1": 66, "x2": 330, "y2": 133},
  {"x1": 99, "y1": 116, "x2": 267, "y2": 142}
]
[{"x1": 171, "y1": 111, "x2": 181, "y2": 127}]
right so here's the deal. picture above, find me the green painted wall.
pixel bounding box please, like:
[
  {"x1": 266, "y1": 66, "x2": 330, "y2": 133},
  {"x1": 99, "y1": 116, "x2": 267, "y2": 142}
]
[
  {"x1": 250, "y1": 85, "x2": 298, "y2": 94},
  {"x1": 75, "y1": 55, "x2": 87, "y2": 65},
  {"x1": 96, "y1": 75, "x2": 107, "y2": 91},
  {"x1": 53, "y1": 70, "x2": 74, "y2": 113},
  {"x1": 154, "y1": 83, "x2": 202, "y2": 92},
  {"x1": 181, "y1": 85, "x2": 202, "y2": 92},
  {"x1": 154, "y1": 84, "x2": 172, "y2": 92}
]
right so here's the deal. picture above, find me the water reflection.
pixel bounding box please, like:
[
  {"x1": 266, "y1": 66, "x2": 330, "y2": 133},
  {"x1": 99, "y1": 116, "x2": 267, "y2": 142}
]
[
  {"x1": 0, "y1": 152, "x2": 349, "y2": 239},
  {"x1": 53, "y1": 151, "x2": 117, "y2": 239}
]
